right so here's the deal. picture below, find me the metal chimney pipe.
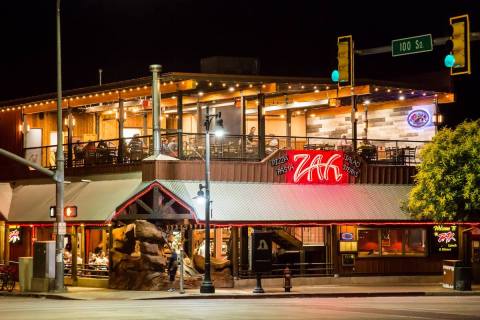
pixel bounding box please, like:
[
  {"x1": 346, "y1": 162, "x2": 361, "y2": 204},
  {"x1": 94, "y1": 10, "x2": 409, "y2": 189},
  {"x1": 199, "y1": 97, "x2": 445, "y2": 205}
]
[{"x1": 150, "y1": 64, "x2": 162, "y2": 156}]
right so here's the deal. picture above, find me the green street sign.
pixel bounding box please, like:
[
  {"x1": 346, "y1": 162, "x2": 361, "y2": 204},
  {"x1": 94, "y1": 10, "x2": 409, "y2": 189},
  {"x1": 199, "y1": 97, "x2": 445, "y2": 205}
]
[{"x1": 392, "y1": 34, "x2": 433, "y2": 57}]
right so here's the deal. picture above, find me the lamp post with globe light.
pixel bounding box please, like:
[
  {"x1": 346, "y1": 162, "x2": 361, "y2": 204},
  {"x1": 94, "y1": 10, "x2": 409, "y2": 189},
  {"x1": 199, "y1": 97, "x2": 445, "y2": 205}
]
[{"x1": 196, "y1": 105, "x2": 224, "y2": 294}]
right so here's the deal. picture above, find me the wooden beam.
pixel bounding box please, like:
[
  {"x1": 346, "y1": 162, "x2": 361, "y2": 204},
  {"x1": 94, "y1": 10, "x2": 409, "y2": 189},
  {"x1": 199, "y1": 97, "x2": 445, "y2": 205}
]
[{"x1": 136, "y1": 199, "x2": 154, "y2": 215}]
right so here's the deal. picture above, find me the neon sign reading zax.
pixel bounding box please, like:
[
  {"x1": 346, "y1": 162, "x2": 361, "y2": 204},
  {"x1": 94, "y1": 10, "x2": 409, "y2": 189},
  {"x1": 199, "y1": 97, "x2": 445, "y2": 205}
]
[{"x1": 286, "y1": 150, "x2": 348, "y2": 184}]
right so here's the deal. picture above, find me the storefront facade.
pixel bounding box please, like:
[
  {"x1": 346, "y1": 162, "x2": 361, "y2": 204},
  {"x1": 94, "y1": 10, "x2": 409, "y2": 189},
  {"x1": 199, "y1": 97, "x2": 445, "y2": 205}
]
[{"x1": 1, "y1": 71, "x2": 476, "y2": 289}]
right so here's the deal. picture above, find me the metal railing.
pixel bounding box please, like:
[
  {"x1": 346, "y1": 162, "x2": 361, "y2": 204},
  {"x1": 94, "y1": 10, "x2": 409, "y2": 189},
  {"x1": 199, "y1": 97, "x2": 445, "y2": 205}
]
[
  {"x1": 22, "y1": 132, "x2": 430, "y2": 169},
  {"x1": 239, "y1": 262, "x2": 334, "y2": 278},
  {"x1": 64, "y1": 263, "x2": 109, "y2": 279}
]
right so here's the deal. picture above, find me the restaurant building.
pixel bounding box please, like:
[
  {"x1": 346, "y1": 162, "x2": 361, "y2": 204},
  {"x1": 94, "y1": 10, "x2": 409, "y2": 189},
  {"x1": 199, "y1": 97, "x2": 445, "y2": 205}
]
[{"x1": 0, "y1": 70, "x2": 478, "y2": 288}]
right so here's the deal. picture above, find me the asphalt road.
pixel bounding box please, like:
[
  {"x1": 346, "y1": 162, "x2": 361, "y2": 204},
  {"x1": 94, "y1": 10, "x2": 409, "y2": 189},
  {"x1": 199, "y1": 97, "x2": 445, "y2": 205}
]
[{"x1": 1, "y1": 296, "x2": 480, "y2": 320}]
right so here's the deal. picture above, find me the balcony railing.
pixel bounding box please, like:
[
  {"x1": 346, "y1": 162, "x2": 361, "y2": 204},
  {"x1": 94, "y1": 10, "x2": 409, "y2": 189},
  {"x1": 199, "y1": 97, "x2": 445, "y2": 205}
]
[{"x1": 22, "y1": 132, "x2": 429, "y2": 169}]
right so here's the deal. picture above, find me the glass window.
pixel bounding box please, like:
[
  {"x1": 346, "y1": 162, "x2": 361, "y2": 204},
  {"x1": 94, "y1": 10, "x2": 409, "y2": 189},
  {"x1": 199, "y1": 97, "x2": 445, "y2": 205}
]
[
  {"x1": 358, "y1": 229, "x2": 380, "y2": 257},
  {"x1": 381, "y1": 229, "x2": 404, "y2": 256},
  {"x1": 405, "y1": 228, "x2": 427, "y2": 256}
]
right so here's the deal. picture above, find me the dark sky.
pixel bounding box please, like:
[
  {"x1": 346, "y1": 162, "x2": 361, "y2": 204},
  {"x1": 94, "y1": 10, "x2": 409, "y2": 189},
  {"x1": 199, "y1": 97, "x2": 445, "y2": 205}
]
[{"x1": 1, "y1": 1, "x2": 479, "y2": 125}]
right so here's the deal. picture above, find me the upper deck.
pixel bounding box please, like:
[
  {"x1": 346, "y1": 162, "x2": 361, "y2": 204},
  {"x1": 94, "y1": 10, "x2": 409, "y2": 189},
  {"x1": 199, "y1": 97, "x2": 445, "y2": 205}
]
[{"x1": 0, "y1": 72, "x2": 453, "y2": 182}]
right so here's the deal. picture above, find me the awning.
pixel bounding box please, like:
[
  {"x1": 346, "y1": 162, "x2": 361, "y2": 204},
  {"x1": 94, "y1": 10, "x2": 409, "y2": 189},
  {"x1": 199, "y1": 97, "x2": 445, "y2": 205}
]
[
  {"x1": 156, "y1": 180, "x2": 414, "y2": 224},
  {"x1": 0, "y1": 183, "x2": 12, "y2": 220},
  {"x1": 8, "y1": 173, "x2": 142, "y2": 223}
]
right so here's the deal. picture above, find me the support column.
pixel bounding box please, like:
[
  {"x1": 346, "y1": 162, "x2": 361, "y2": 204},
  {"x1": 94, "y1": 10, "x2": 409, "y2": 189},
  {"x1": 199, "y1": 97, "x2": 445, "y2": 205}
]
[
  {"x1": 95, "y1": 113, "x2": 100, "y2": 139},
  {"x1": 351, "y1": 95, "x2": 358, "y2": 151},
  {"x1": 177, "y1": 93, "x2": 184, "y2": 159},
  {"x1": 117, "y1": 98, "x2": 125, "y2": 162},
  {"x1": 79, "y1": 225, "x2": 85, "y2": 264},
  {"x1": 240, "y1": 94, "x2": 247, "y2": 157},
  {"x1": 232, "y1": 226, "x2": 239, "y2": 278},
  {"x1": 67, "y1": 109, "x2": 73, "y2": 168},
  {"x1": 71, "y1": 226, "x2": 78, "y2": 285},
  {"x1": 239, "y1": 227, "x2": 249, "y2": 275},
  {"x1": 215, "y1": 228, "x2": 222, "y2": 259},
  {"x1": 0, "y1": 221, "x2": 5, "y2": 264},
  {"x1": 108, "y1": 224, "x2": 113, "y2": 274},
  {"x1": 143, "y1": 112, "x2": 148, "y2": 151},
  {"x1": 5, "y1": 224, "x2": 10, "y2": 264},
  {"x1": 196, "y1": 98, "x2": 202, "y2": 134},
  {"x1": 286, "y1": 109, "x2": 292, "y2": 148},
  {"x1": 257, "y1": 93, "x2": 266, "y2": 159}
]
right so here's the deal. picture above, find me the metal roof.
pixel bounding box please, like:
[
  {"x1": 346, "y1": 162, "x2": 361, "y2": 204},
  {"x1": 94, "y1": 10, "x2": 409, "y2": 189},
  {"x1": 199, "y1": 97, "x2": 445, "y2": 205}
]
[
  {"x1": 159, "y1": 180, "x2": 413, "y2": 224},
  {"x1": 0, "y1": 183, "x2": 12, "y2": 220},
  {"x1": 8, "y1": 177, "x2": 141, "y2": 223}
]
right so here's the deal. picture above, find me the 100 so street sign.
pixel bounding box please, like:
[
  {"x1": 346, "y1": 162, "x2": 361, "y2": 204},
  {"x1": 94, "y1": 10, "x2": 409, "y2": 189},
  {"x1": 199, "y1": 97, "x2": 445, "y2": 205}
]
[{"x1": 392, "y1": 34, "x2": 433, "y2": 57}]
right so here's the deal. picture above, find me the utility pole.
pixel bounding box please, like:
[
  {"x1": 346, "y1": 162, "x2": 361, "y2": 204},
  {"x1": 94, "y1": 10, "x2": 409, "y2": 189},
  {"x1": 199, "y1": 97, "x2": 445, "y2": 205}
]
[
  {"x1": 54, "y1": 0, "x2": 66, "y2": 292},
  {"x1": 99, "y1": 68, "x2": 103, "y2": 86}
]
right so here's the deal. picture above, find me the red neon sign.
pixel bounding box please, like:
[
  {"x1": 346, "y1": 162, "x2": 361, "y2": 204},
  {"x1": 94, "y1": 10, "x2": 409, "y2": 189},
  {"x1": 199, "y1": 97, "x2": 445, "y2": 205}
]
[{"x1": 285, "y1": 150, "x2": 347, "y2": 184}]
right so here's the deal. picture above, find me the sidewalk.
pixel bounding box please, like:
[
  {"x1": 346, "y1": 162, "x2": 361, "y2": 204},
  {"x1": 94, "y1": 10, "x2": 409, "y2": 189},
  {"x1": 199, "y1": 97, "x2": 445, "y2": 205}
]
[{"x1": 1, "y1": 283, "x2": 480, "y2": 300}]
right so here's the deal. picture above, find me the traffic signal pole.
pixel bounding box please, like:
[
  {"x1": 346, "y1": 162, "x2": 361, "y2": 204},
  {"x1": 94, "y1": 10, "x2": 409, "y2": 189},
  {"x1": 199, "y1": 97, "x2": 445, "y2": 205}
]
[{"x1": 355, "y1": 33, "x2": 479, "y2": 56}]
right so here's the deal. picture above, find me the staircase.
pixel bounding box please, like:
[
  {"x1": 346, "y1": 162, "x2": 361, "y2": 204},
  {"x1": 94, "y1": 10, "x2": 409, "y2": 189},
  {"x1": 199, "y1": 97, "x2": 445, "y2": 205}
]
[{"x1": 272, "y1": 229, "x2": 303, "y2": 250}]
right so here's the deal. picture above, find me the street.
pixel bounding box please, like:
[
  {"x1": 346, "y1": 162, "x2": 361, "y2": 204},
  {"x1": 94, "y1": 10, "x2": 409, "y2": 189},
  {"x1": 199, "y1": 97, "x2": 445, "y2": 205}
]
[{"x1": 1, "y1": 296, "x2": 479, "y2": 320}]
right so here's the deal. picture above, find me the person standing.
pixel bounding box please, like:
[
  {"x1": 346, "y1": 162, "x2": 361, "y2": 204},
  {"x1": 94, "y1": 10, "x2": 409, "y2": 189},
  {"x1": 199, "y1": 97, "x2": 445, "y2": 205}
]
[{"x1": 167, "y1": 249, "x2": 178, "y2": 292}]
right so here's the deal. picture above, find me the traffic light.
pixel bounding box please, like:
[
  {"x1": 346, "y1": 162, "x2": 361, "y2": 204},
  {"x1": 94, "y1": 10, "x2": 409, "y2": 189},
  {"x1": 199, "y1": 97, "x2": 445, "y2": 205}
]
[
  {"x1": 50, "y1": 205, "x2": 78, "y2": 218},
  {"x1": 337, "y1": 35, "x2": 354, "y2": 86},
  {"x1": 445, "y1": 14, "x2": 470, "y2": 75}
]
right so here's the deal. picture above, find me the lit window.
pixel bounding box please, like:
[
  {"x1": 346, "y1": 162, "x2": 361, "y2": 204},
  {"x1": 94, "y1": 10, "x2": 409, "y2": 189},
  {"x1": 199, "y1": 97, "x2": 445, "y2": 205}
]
[{"x1": 358, "y1": 229, "x2": 380, "y2": 257}]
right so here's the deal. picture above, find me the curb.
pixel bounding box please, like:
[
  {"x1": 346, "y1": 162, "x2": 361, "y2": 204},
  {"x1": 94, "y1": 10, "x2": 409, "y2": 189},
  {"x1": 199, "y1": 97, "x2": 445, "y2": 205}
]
[{"x1": 2, "y1": 290, "x2": 479, "y2": 301}]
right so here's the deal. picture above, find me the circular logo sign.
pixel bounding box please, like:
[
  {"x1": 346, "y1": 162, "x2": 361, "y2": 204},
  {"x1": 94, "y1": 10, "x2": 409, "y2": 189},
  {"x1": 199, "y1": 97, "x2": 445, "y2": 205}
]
[{"x1": 407, "y1": 110, "x2": 430, "y2": 128}]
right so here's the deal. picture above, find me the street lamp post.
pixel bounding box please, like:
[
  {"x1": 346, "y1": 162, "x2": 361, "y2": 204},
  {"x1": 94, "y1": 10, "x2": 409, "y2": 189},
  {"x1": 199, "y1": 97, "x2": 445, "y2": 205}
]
[
  {"x1": 198, "y1": 105, "x2": 223, "y2": 294},
  {"x1": 54, "y1": 0, "x2": 66, "y2": 292}
]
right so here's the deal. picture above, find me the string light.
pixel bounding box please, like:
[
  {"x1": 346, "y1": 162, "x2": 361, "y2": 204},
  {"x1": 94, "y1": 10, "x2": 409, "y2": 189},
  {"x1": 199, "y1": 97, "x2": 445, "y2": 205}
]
[
  {"x1": 235, "y1": 83, "x2": 239, "y2": 87},
  {"x1": 399, "y1": 95, "x2": 405, "y2": 101},
  {"x1": 228, "y1": 87, "x2": 235, "y2": 92},
  {"x1": 374, "y1": 87, "x2": 379, "y2": 92},
  {"x1": 209, "y1": 82, "x2": 213, "y2": 87},
  {"x1": 387, "y1": 89, "x2": 391, "y2": 93},
  {"x1": 249, "y1": 84, "x2": 253, "y2": 88},
  {"x1": 326, "y1": 86, "x2": 330, "y2": 90},
  {"x1": 422, "y1": 92, "x2": 427, "y2": 96}
]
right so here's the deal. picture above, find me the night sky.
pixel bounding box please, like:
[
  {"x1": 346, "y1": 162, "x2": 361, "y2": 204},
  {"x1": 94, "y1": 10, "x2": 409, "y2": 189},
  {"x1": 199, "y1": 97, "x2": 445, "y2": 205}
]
[{"x1": 1, "y1": 1, "x2": 479, "y2": 125}]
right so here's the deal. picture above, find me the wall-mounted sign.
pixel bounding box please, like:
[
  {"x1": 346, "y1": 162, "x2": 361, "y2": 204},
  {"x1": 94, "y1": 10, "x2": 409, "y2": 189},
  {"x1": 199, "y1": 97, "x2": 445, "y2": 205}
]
[
  {"x1": 341, "y1": 232, "x2": 354, "y2": 241},
  {"x1": 433, "y1": 225, "x2": 458, "y2": 253},
  {"x1": 270, "y1": 150, "x2": 354, "y2": 183},
  {"x1": 286, "y1": 150, "x2": 347, "y2": 184},
  {"x1": 50, "y1": 205, "x2": 78, "y2": 218},
  {"x1": 270, "y1": 153, "x2": 294, "y2": 176},
  {"x1": 8, "y1": 226, "x2": 21, "y2": 244},
  {"x1": 342, "y1": 153, "x2": 361, "y2": 178},
  {"x1": 407, "y1": 109, "x2": 430, "y2": 128}
]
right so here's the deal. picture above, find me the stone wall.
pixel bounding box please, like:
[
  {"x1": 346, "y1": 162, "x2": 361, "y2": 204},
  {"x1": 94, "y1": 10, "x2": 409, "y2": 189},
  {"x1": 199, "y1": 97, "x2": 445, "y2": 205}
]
[
  {"x1": 307, "y1": 103, "x2": 436, "y2": 147},
  {"x1": 109, "y1": 220, "x2": 232, "y2": 290}
]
